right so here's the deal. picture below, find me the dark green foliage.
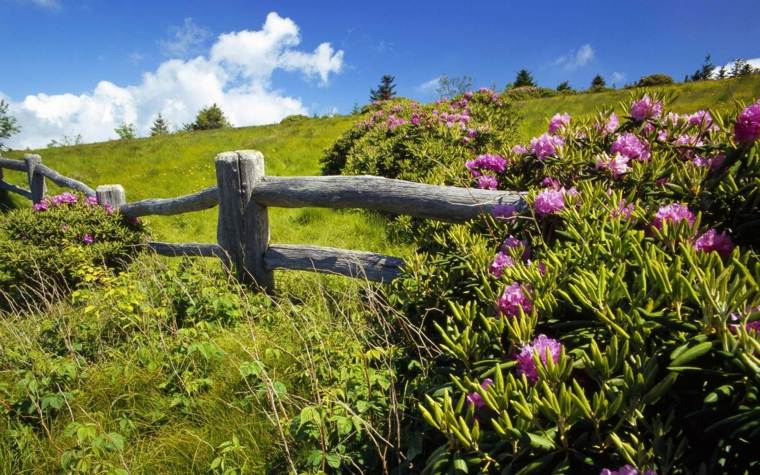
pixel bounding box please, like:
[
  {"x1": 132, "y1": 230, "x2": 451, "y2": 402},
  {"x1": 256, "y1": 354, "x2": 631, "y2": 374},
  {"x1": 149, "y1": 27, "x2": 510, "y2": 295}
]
[
  {"x1": 556, "y1": 81, "x2": 573, "y2": 93},
  {"x1": 114, "y1": 122, "x2": 136, "y2": 140},
  {"x1": 590, "y1": 74, "x2": 607, "y2": 91},
  {"x1": 690, "y1": 54, "x2": 716, "y2": 82},
  {"x1": 0, "y1": 99, "x2": 20, "y2": 151},
  {"x1": 513, "y1": 69, "x2": 537, "y2": 88},
  {"x1": 279, "y1": 114, "x2": 309, "y2": 125},
  {"x1": 185, "y1": 103, "x2": 232, "y2": 131},
  {"x1": 636, "y1": 74, "x2": 674, "y2": 87},
  {"x1": 149, "y1": 113, "x2": 170, "y2": 136},
  {"x1": 370, "y1": 75, "x2": 397, "y2": 102}
]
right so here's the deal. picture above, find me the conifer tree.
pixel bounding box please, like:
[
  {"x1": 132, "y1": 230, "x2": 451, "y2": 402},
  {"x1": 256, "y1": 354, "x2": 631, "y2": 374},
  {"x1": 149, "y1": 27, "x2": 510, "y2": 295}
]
[
  {"x1": 590, "y1": 74, "x2": 606, "y2": 91},
  {"x1": 150, "y1": 113, "x2": 170, "y2": 136},
  {"x1": 370, "y1": 75, "x2": 397, "y2": 101},
  {"x1": 513, "y1": 69, "x2": 536, "y2": 88}
]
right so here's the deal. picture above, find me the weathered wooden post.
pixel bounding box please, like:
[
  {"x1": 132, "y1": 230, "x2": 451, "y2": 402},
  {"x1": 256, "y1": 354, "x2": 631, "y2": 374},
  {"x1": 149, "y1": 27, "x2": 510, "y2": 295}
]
[
  {"x1": 24, "y1": 154, "x2": 46, "y2": 203},
  {"x1": 215, "y1": 150, "x2": 273, "y2": 291},
  {"x1": 96, "y1": 184, "x2": 126, "y2": 210}
]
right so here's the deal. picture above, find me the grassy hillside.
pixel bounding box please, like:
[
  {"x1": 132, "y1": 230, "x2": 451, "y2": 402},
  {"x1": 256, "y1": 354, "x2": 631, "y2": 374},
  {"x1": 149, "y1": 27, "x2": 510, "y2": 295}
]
[
  {"x1": 4, "y1": 115, "x2": 407, "y2": 257},
  {"x1": 515, "y1": 75, "x2": 760, "y2": 139}
]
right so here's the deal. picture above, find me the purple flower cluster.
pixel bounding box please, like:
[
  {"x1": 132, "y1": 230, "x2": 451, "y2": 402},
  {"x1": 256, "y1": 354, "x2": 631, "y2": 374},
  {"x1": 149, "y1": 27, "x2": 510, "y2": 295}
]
[
  {"x1": 548, "y1": 112, "x2": 571, "y2": 134},
  {"x1": 611, "y1": 199, "x2": 635, "y2": 219},
  {"x1": 490, "y1": 235, "x2": 530, "y2": 278},
  {"x1": 387, "y1": 115, "x2": 407, "y2": 130},
  {"x1": 596, "y1": 152, "x2": 631, "y2": 178},
  {"x1": 600, "y1": 465, "x2": 657, "y2": 475},
  {"x1": 477, "y1": 175, "x2": 498, "y2": 190},
  {"x1": 693, "y1": 228, "x2": 734, "y2": 257},
  {"x1": 497, "y1": 282, "x2": 532, "y2": 317},
  {"x1": 611, "y1": 133, "x2": 651, "y2": 161},
  {"x1": 465, "y1": 154, "x2": 507, "y2": 176},
  {"x1": 466, "y1": 378, "x2": 493, "y2": 410},
  {"x1": 516, "y1": 334, "x2": 562, "y2": 383},
  {"x1": 651, "y1": 203, "x2": 695, "y2": 231},
  {"x1": 630, "y1": 95, "x2": 663, "y2": 121},
  {"x1": 734, "y1": 99, "x2": 760, "y2": 144},
  {"x1": 529, "y1": 133, "x2": 564, "y2": 160},
  {"x1": 534, "y1": 188, "x2": 577, "y2": 215},
  {"x1": 81, "y1": 233, "x2": 94, "y2": 245},
  {"x1": 491, "y1": 204, "x2": 516, "y2": 219}
]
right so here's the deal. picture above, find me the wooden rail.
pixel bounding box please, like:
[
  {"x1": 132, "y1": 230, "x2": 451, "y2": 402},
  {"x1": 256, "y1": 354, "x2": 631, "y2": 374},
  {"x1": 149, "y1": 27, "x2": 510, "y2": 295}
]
[{"x1": 0, "y1": 150, "x2": 526, "y2": 291}]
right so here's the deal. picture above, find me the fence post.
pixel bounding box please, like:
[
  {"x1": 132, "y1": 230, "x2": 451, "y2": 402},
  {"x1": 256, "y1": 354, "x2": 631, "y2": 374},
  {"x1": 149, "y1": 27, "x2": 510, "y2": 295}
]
[
  {"x1": 24, "y1": 154, "x2": 46, "y2": 203},
  {"x1": 96, "y1": 184, "x2": 126, "y2": 210},
  {"x1": 215, "y1": 150, "x2": 273, "y2": 291}
]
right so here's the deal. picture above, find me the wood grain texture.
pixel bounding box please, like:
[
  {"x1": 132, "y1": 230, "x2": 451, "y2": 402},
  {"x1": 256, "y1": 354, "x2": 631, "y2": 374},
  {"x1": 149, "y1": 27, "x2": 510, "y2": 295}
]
[
  {"x1": 0, "y1": 180, "x2": 33, "y2": 200},
  {"x1": 147, "y1": 241, "x2": 227, "y2": 260},
  {"x1": 119, "y1": 186, "x2": 218, "y2": 217},
  {"x1": 252, "y1": 175, "x2": 526, "y2": 222},
  {"x1": 264, "y1": 244, "x2": 404, "y2": 282},
  {"x1": 37, "y1": 164, "x2": 96, "y2": 197},
  {"x1": 0, "y1": 157, "x2": 27, "y2": 171},
  {"x1": 96, "y1": 185, "x2": 126, "y2": 210},
  {"x1": 24, "y1": 154, "x2": 46, "y2": 204}
]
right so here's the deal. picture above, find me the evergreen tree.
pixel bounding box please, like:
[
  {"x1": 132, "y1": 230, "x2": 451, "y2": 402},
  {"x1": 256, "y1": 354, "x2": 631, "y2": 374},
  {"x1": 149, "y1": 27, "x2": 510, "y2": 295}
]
[
  {"x1": 590, "y1": 74, "x2": 606, "y2": 91},
  {"x1": 690, "y1": 54, "x2": 715, "y2": 81},
  {"x1": 187, "y1": 104, "x2": 232, "y2": 131},
  {"x1": 513, "y1": 69, "x2": 536, "y2": 88},
  {"x1": 0, "y1": 99, "x2": 20, "y2": 151},
  {"x1": 150, "y1": 113, "x2": 170, "y2": 136},
  {"x1": 556, "y1": 81, "x2": 573, "y2": 92},
  {"x1": 370, "y1": 75, "x2": 397, "y2": 101}
]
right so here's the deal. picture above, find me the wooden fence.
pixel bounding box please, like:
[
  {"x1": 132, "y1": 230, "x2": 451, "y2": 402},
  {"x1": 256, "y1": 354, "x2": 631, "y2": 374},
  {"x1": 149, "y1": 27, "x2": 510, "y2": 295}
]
[{"x1": 0, "y1": 150, "x2": 526, "y2": 291}]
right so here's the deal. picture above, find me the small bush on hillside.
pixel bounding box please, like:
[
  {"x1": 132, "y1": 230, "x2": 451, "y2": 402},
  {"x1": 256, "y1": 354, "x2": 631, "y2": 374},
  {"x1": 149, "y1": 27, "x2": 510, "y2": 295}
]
[
  {"x1": 389, "y1": 94, "x2": 760, "y2": 473},
  {"x1": 184, "y1": 103, "x2": 232, "y2": 131},
  {"x1": 506, "y1": 86, "x2": 560, "y2": 100},
  {"x1": 279, "y1": 114, "x2": 310, "y2": 125},
  {"x1": 114, "y1": 122, "x2": 136, "y2": 140},
  {"x1": 635, "y1": 74, "x2": 674, "y2": 87},
  {"x1": 0, "y1": 193, "x2": 145, "y2": 309}
]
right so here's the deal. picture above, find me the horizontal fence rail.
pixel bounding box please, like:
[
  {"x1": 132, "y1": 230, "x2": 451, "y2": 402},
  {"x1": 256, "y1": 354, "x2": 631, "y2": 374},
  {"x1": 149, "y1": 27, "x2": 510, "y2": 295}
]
[{"x1": 0, "y1": 150, "x2": 527, "y2": 290}]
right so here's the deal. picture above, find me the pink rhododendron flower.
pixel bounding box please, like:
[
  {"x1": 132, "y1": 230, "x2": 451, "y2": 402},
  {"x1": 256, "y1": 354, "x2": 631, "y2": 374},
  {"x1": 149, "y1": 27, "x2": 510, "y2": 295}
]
[
  {"x1": 611, "y1": 199, "x2": 635, "y2": 219},
  {"x1": 529, "y1": 133, "x2": 564, "y2": 160},
  {"x1": 387, "y1": 115, "x2": 407, "y2": 130},
  {"x1": 501, "y1": 235, "x2": 530, "y2": 260},
  {"x1": 466, "y1": 154, "x2": 507, "y2": 176},
  {"x1": 410, "y1": 114, "x2": 420, "y2": 126},
  {"x1": 534, "y1": 188, "x2": 565, "y2": 215},
  {"x1": 497, "y1": 283, "x2": 532, "y2": 317},
  {"x1": 596, "y1": 152, "x2": 631, "y2": 178},
  {"x1": 541, "y1": 176, "x2": 561, "y2": 189},
  {"x1": 512, "y1": 144, "x2": 528, "y2": 155},
  {"x1": 52, "y1": 192, "x2": 78, "y2": 205},
  {"x1": 630, "y1": 95, "x2": 663, "y2": 121},
  {"x1": 692, "y1": 154, "x2": 725, "y2": 170},
  {"x1": 85, "y1": 196, "x2": 99, "y2": 206},
  {"x1": 466, "y1": 378, "x2": 493, "y2": 410},
  {"x1": 734, "y1": 99, "x2": 760, "y2": 143},
  {"x1": 611, "y1": 133, "x2": 651, "y2": 161},
  {"x1": 81, "y1": 234, "x2": 94, "y2": 245},
  {"x1": 490, "y1": 252, "x2": 514, "y2": 278},
  {"x1": 693, "y1": 229, "x2": 734, "y2": 257},
  {"x1": 651, "y1": 203, "x2": 695, "y2": 230},
  {"x1": 33, "y1": 201, "x2": 49, "y2": 212},
  {"x1": 548, "y1": 112, "x2": 571, "y2": 134},
  {"x1": 688, "y1": 110, "x2": 713, "y2": 128},
  {"x1": 491, "y1": 204, "x2": 516, "y2": 219},
  {"x1": 600, "y1": 465, "x2": 657, "y2": 475},
  {"x1": 597, "y1": 112, "x2": 619, "y2": 135},
  {"x1": 477, "y1": 175, "x2": 498, "y2": 190},
  {"x1": 516, "y1": 334, "x2": 562, "y2": 383},
  {"x1": 656, "y1": 129, "x2": 669, "y2": 142},
  {"x1": 641, "y1": 122, "x2": 656, "y2": 136}
]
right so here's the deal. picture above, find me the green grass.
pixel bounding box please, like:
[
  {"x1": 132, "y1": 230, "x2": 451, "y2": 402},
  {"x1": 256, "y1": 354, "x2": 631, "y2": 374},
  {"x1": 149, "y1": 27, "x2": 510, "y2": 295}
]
[
  {"x1": 5, "y1": 115, "x2": 407, "y2": 258},
  {"x1": 515, "y1": 75, "x2": 760, "y2": 139}
]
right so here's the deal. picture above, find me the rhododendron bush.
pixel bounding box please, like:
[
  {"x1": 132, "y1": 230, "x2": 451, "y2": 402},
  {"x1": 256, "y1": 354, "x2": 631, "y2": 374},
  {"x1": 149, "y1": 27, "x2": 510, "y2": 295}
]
[{"x1": 384, "y1": 95, "x2": 760, "y2": 473}]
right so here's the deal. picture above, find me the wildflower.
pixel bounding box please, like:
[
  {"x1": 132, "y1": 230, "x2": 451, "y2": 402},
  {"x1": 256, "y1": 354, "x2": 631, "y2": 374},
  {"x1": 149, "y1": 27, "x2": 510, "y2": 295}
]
[
  {"x1": 33, "y1": 201, "x2": 49, "y2": 212},
  {"x1": 688, "y1": 110, "x2": 713, "y2": 128},
  {"x1": 611, "y1": 199, "x2": 635, "y2": 219},
  {"x1": 541, "y1": 176, "x2": 561, "y2": 189},
  {"x1": 497, "y1": 283, "x2": 532, "y2": 317},
  {"x1": 611, "y1": 133, "x2": 651, "y2": 161},
  {"x1": 597, "y1": 112, "x2": 619, "y2": 135},
  {"x1": 491, "y1": 204, "x2": 516, "y2": 220},
  {"x1": 693, "y1": 229, "x2": 734, "y2": 257},
  {"x1": 534, "y1": 188, "x2": 565, "y2": 215},
  {"x1": 516, "y1": 334, "x2": 562, "y2": 383},
  {"x1": 600, "y1": 465, "x2": 657, "y2": 475},
  {"x1": 477, "y1": 175, "x2": 498, "y2": 190},
  {"x1": 734, "y1": 99, "x2": 760, "y2": 143},
  {"x1": 501, "y1": 235, "x2": 530, "y2": 260},
  {"x1": 81, "y1": 234, "x2": 94, "y2": 245},
  {"x1": 651, "y1": 203, "x2": 695, "y2": 230},
  {"x1": 52, "y1": 192, "x2": 78, "y2": 205},
  {"x1": 85, "y1": 196, "x2": 99, "y2": 206},
  {"x1": 595, "y1": 152, "x2": 631, "y2": 178},
  {"x1": 466, "y1": 378, "x2": 493, "y2": 410},
  {"x1": 692, "y1": 154, "x2": 725, "y2": 170},
  {"x1": 548, "y1": 112, "x2": 571, "y2": 134},
  {"x1": 630, "y1": 95, "x2": 663, "y2": 121},
  {"x1": 656, "y1": 129, "x2": 669, "y2": 142},
  {"x1": 512, "y1": 144, "x2": 528, "y2": 155},
  {"x1": 529, "y1": 133, "x2": 564, "y2": 160},
  {"x1": 465, "y1": 154, "x2": 507, "y2": 176},
  {"x1": 674, "y1": 134, "x2": 704, "y2": 159},
  {"x1": 387, "y1": 115, "x2": 407, "y2": 130},
  {"x1": 490, "y1": 252, "x2": 514, "y2": 278},
  {"x1": 410, "y1": 113, "x2": 420, "y2": 126}
]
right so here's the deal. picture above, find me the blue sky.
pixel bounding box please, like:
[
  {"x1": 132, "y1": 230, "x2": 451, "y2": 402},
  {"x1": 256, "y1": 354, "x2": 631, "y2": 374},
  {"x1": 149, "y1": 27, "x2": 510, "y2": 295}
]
[{"x1": 1, "y1": 0, "x2": 758, "y2": 148}]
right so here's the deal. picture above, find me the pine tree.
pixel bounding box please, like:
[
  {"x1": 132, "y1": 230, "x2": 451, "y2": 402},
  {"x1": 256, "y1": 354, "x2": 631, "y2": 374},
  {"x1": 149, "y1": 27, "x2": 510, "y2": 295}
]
[
  {"x1": 0, "y1": 100, "x2": 20, "y2": 151},
  {"x1": 370, "y1": 75, "x2": 397, "y2": 102},
  {"x1": 150, "y1": 113, "x2": 170, "y2": 136},
  {"x1": 556, "y1": 81, "x2": 573, "y2": 92},
  {"x1": 187, "y1": 104, "x2": 232, "y2": 131},
  {"x1": 513, "y1": 69, "x2": 536, "y2": 88},
  {"x1": 590, "y1": 74, "x2": 606, "y2": 91}
]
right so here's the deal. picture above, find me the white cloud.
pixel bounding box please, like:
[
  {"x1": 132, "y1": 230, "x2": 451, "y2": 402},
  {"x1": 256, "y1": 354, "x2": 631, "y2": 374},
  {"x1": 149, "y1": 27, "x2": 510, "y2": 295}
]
[
  {"x1": 159, "y1": 18, "x2": 211, "y2": 58},
  {"x1": 611, "y1": 72, "x2": 626, "y2": 84},
  {"x1": 553, "y1": 43, "x2": 595, "y2": 70},
  {"x1": 711, "y1": 58, "x2": 760, "y2": 77},
  {"x1": 5, "y1": 12, "x2": 344, "y2": 149},
  {"x1": 417, "y1": 77, "x2": 441, "y2": 94}
]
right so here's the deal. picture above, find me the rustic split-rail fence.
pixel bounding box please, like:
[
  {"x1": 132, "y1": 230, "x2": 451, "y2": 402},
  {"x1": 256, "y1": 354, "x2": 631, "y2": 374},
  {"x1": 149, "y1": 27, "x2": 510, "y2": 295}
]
[{"x1": 0, "y1": 151, "x2": 525, "y2": 291}]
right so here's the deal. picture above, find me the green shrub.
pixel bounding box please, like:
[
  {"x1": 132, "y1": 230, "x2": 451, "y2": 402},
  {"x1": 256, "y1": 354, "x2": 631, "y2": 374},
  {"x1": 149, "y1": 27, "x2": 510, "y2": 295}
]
[
  {"x1": 0, "y1": 192, "x2": 145, "y2": 308},
  {"x1": 635, "y1": 74, "x2": 675, "y2": 88}
]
